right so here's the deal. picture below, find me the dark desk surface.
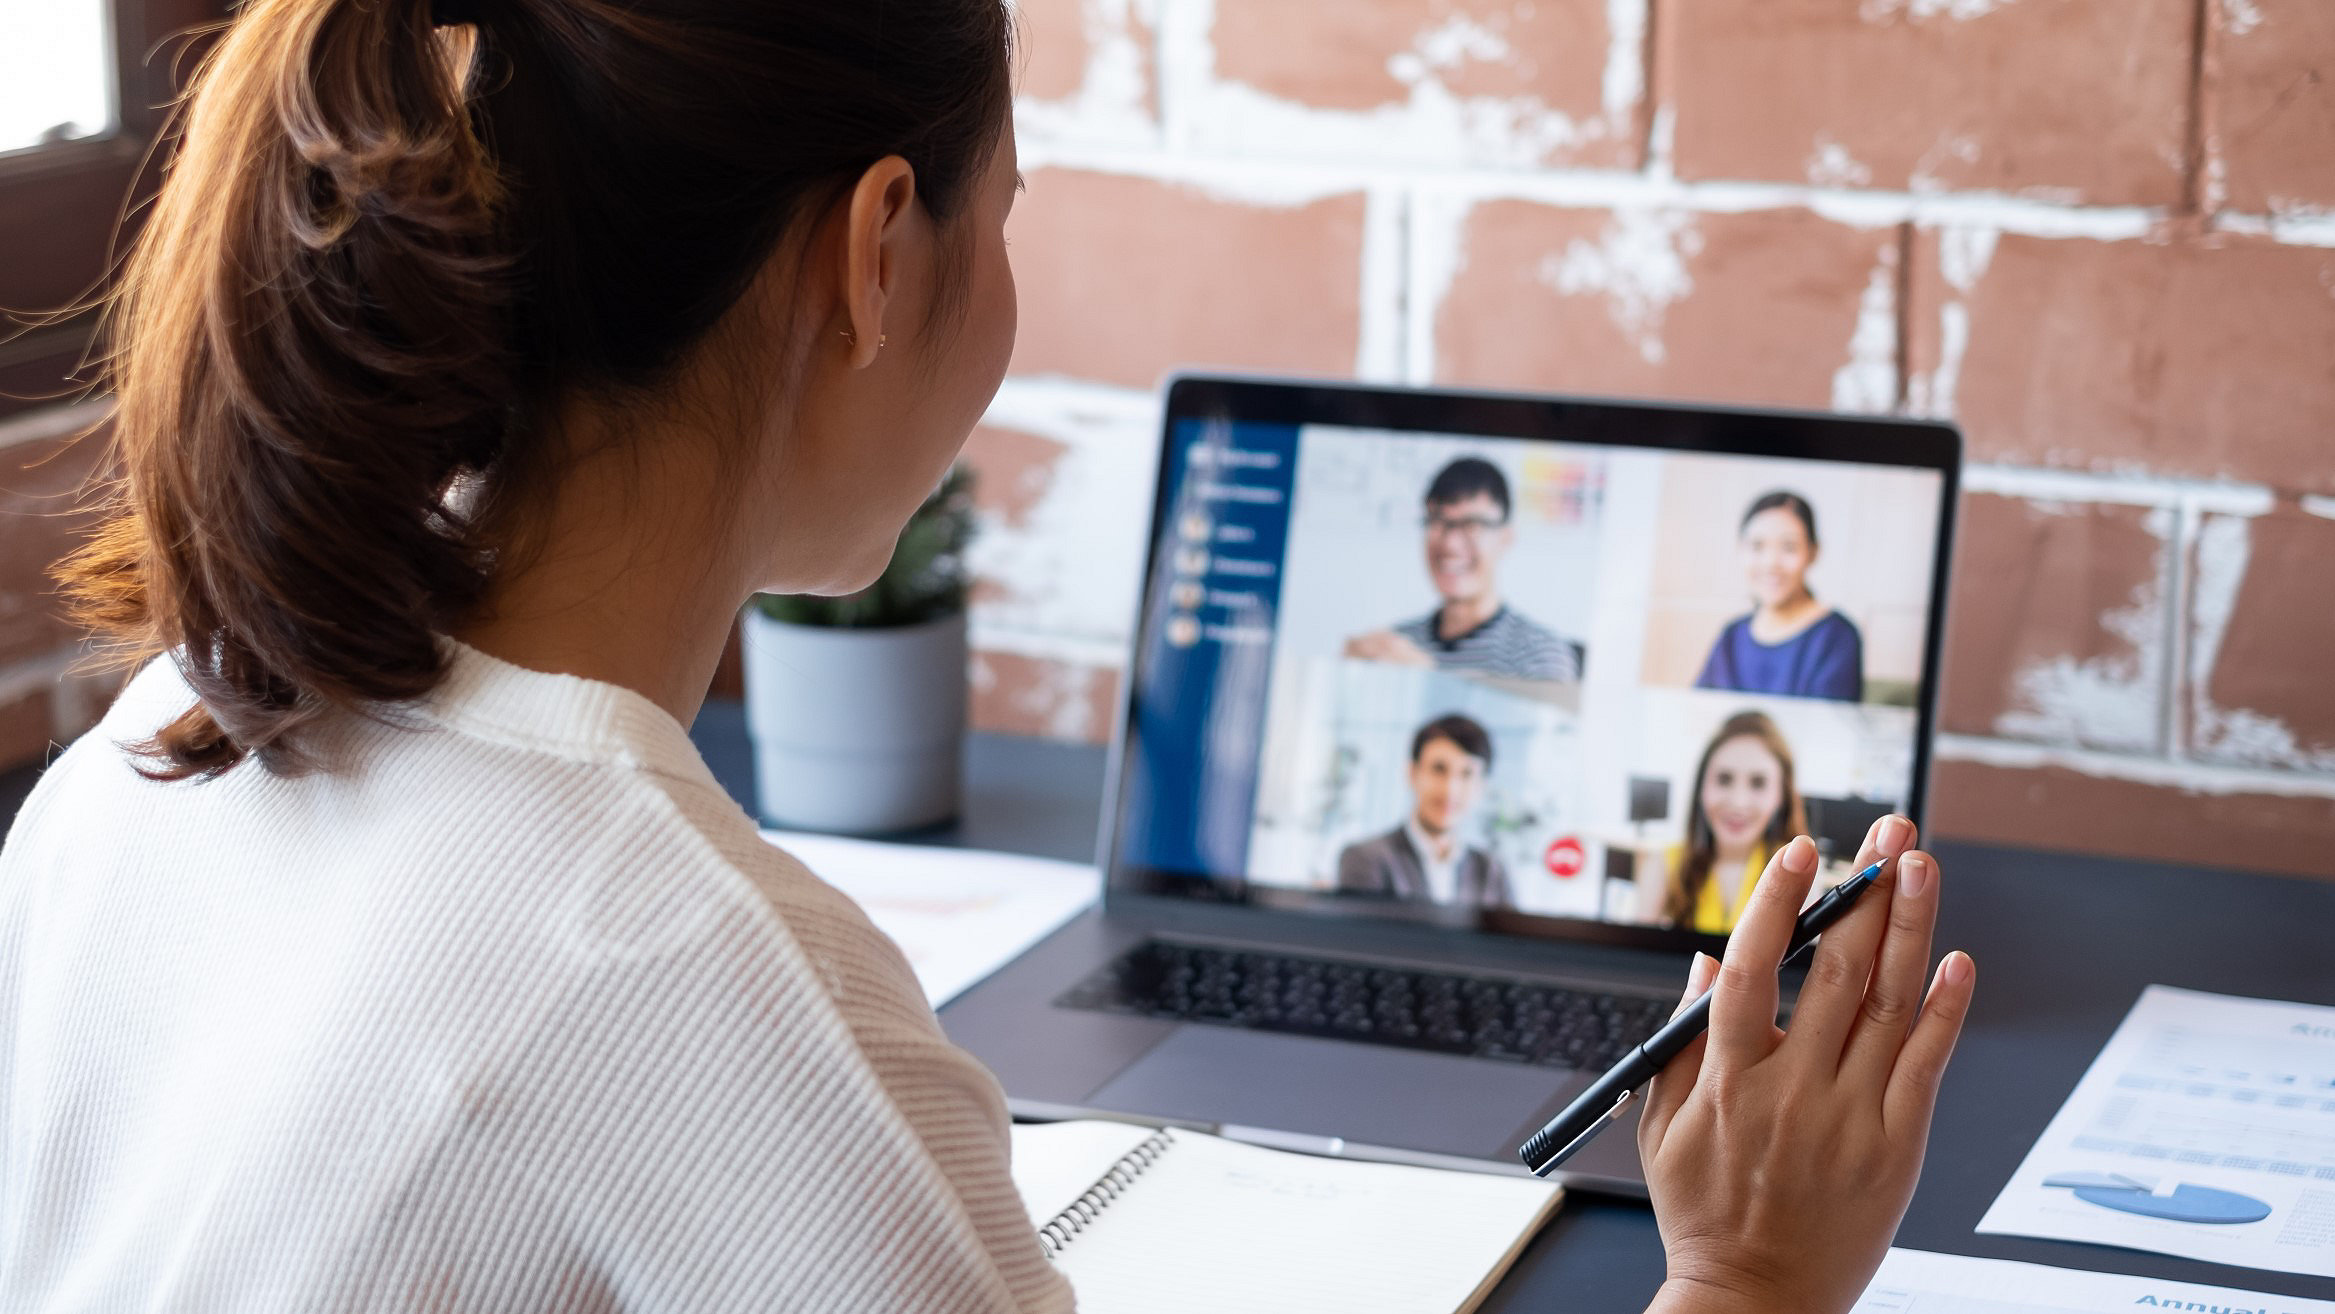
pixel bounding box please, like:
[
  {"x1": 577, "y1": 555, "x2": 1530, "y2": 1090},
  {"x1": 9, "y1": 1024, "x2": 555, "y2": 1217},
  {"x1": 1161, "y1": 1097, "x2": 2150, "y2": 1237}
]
[{"x1": 691, "y1": 701, "x2": 2335, "y2": 1307}]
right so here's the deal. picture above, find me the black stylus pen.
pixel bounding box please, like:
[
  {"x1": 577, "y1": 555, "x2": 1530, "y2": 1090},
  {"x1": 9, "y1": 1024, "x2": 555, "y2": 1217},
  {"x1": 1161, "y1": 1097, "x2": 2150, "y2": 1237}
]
[{"x1": 1517, "y1": 858, "x2": 1889, "y2": 1177}]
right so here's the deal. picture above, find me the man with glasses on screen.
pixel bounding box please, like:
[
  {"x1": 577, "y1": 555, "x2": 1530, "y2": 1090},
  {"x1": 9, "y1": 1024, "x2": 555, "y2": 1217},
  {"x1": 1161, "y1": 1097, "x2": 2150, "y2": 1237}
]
[{"x1": 1343, "y1": 457, "x2": 1584, "y2": 682}]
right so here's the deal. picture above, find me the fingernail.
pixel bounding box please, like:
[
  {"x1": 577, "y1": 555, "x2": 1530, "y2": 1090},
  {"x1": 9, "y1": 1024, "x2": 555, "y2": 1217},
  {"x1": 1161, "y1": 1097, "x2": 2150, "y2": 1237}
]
[
  {"x1": 1678, "y1": 953, "x2": 1716, "y2": 1010},
  {"x1": 1882, "y1": 814, "x2": 1913, "y2": 854},
  {"x1": 1899, "y1": 852, "x2": 1931, "y2": 897},
  {"x1": 1783, "y1": 835, "x2": 1817, "y2": 873},
  {"x1": 1941, "y1": 950, "x2": 1973, "y2": 985}
]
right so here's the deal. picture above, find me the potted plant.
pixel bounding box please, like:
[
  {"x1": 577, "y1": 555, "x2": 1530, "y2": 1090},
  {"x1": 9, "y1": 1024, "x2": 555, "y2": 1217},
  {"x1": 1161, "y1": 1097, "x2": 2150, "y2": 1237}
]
[{"x1": 743, "y1": 466, "x2": 976, "y2": 834}]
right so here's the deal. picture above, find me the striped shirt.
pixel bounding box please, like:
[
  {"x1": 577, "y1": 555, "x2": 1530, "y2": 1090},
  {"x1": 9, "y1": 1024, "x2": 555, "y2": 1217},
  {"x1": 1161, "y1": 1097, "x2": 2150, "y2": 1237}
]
[
  {"x1": 0, "y1": 642, "x2": 1073, "y2": 1313},
  {"x1": 1395, "y1": 605, "x2": 1585, "y2": 682}
]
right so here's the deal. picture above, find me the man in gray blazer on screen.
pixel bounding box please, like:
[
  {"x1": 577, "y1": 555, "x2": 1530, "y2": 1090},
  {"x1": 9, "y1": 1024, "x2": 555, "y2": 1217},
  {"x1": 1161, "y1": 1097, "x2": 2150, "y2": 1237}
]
[{"x1": 1336, "y1": 713, "x2": 1513, "y2": 909}]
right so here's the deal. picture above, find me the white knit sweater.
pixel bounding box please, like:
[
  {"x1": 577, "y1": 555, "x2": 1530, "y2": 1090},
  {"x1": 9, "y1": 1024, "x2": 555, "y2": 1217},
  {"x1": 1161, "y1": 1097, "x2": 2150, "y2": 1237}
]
[{"x1": 0, "y1": 642, "x2": 1076, "y2": 1313}]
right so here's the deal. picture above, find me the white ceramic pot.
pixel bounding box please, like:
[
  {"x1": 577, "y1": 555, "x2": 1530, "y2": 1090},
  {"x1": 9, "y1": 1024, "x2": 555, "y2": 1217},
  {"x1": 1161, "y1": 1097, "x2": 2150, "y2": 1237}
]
[{"x1": 741, "y1": 607, "x2": 967, "y2": 834}]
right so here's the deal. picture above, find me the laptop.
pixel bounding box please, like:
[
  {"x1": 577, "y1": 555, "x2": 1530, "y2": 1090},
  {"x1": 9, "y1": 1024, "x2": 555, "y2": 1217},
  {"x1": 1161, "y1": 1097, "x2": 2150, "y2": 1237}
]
[{"x1": 941, "y1": 375, "x2": 1961, "y2": 1194}]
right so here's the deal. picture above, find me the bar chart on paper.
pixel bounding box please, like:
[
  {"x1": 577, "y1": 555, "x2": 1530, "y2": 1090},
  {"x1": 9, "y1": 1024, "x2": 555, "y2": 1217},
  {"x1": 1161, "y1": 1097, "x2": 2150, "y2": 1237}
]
[{"x1": 1978, "y1": 986, "x2": 2335, "y2": 1279}]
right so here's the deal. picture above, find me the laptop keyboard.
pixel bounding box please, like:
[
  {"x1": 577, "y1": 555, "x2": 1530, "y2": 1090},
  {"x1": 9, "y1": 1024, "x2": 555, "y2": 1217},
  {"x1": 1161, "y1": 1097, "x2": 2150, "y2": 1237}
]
[{"x1": 1055, "y1": 940, "x2": 1677, "y2": 1071}]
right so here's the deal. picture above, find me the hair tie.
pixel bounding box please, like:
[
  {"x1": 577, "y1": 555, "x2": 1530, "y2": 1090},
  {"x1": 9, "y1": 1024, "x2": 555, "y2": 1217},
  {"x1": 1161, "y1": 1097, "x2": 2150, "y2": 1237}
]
[{"x1": 430, "y1": 0, "x2": 483, "y2": 27}]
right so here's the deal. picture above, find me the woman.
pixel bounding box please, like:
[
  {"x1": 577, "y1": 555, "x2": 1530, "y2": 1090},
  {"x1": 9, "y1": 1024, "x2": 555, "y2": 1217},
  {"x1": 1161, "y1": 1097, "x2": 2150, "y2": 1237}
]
[
  {"x1": 1652, "y1": 711, "x2": 1809, "y2": 934},
  {"x1": 1695, "y1": 490, "x2": 1865, "y2": 702},
  {"x1": 0, "y1": 2, "x2": 1973, "y2": 1310}
]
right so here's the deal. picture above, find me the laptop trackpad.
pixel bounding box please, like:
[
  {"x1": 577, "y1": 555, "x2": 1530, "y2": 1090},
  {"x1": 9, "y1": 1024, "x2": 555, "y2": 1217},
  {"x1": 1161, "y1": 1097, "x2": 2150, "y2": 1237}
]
[{"x1": 1085, "y1": 1026, "x2": 1587, "y2": 1162}]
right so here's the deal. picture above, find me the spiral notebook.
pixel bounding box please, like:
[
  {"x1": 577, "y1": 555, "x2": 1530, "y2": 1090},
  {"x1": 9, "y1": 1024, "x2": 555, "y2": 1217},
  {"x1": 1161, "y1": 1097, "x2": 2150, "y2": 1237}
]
[{"x1": 1008, "y1": 1120, "x2": 1563, "y2": 1314}]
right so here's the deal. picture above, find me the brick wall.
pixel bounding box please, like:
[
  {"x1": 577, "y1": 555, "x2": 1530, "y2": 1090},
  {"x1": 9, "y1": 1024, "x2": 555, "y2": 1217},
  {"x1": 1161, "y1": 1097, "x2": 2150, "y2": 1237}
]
[
  {"x1": 4, "y1": 2, "x2": 2327, "y2": 877},
  {"x1": 966, "y1": 0, "x2": 2335, "y2": 878}
]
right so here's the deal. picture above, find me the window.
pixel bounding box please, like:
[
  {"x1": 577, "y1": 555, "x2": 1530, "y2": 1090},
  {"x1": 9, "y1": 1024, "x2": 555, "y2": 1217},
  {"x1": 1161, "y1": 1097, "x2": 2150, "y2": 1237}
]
[
  {"x1": 0, "y1": 1, "x2": 118, "y2": 154},
  {"x1": 0, "y1": 0, "x2": 232, "y2": 421}
]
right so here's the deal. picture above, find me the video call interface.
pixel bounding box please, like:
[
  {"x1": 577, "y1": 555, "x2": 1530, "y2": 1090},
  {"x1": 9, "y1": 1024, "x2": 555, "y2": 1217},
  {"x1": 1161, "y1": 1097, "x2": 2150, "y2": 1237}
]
[{"x1": 1116, "y1": 417, "x2": 1948, "y2": 940}]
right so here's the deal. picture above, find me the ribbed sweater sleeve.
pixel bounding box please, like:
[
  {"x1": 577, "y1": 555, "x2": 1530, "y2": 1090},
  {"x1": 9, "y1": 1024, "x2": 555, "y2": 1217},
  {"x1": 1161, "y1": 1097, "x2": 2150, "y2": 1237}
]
[{"x1": 0, "y1": 643, "x2": 1076, "y2": 1313}]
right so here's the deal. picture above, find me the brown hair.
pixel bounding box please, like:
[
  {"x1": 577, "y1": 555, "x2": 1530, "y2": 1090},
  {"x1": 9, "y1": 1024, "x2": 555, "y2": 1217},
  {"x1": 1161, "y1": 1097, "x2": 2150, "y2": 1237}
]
[
  {"x1": 1410, "y1": 713, "x2": 1494, "y2": 771},
  {"x1": 1662, "y1": 710, "x2": 1809, "y2": 929},
  {"x1": 60, "y1": 0, "x2": 1013, "y2": 780},
  {"x1": 1741, "y1": 489, "x2": 1819, "y2": 548}
]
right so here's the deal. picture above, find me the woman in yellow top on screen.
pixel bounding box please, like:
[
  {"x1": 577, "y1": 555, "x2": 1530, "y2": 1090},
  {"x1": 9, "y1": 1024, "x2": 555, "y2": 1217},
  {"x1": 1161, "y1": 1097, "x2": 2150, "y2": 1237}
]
[{"x1": 1659, "y1": 711, "x2": 1809, "y2": 934}]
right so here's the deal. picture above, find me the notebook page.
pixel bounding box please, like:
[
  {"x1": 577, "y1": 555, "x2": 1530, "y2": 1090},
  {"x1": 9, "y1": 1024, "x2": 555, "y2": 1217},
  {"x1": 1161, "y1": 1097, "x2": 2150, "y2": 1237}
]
[
  {"x1": 1009, "y1": 1120, "x2": 1164, "y2": 1227},
  {"x1": 1042, "y1": 1130, "x2": 1562, "y2": 1314}
]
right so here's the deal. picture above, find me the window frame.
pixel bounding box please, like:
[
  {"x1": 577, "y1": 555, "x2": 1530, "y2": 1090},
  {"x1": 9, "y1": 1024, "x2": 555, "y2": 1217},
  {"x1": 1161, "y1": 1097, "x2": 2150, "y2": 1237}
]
[{"x1": 0, "y1": 0, "x2": 233, "y2": 421}]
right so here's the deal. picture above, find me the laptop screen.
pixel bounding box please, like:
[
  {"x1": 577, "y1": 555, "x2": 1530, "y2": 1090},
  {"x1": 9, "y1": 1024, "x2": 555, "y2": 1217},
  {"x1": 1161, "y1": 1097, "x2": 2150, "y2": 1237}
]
[{"x1": 1109, "y1": 378, "x2": 1959, "y2": 952}]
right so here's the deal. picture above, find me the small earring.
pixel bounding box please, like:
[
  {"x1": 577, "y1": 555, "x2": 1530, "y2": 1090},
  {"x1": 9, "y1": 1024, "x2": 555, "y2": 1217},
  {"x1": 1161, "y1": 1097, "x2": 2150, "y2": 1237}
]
[
  {"x1": 840, "y1": 329, "x2": 856, "y2": 346},
  {"x1": 840, "y1": 330, "x2": 888, "y2": 350}
]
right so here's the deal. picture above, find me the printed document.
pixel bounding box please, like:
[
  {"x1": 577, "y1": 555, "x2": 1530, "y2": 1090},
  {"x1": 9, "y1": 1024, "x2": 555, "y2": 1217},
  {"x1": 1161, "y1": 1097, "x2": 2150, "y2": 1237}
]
[
  {"x1": 761, "y1": 830, "x2": 1098, "y2": 1006},
  {"x1": 1853, "y1": 1247, "x2": 2335, "y2": 1312},
  {"x1": 1978, "y1": 986, "x2": 2335, "y2": 1279}
]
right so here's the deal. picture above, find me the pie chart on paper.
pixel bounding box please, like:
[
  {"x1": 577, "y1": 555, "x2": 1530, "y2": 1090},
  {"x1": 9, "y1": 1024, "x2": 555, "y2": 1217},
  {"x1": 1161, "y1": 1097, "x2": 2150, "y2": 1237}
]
[{"x1": 2042, "y1": 1171, "x2": 2272, "y2": 1225}]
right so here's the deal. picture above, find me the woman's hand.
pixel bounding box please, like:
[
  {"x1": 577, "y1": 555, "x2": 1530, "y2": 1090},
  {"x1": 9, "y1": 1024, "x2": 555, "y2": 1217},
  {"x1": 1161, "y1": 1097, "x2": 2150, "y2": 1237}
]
[{"x1": 1638, "y1": 817, "x2": 1976, "y2": 1314}]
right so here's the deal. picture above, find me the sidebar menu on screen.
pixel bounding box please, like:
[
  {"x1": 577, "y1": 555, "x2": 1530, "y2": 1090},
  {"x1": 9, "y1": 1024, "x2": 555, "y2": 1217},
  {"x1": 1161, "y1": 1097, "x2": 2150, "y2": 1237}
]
[{"x1": 1116, "y1": 419, "x2": 1301, "y2": 883}]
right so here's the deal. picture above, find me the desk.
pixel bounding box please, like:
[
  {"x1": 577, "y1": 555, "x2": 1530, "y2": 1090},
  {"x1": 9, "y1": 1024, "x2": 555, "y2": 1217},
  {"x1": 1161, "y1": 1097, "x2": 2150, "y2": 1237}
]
[{"x1": 691, "y1": 701, "x2": 2335, "y2": 1307}]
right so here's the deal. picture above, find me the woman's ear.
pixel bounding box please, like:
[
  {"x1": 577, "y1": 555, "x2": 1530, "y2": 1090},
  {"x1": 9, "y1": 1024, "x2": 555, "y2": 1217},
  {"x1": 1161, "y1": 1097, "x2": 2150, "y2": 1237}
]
[{"x1": 838, "y1": 155, "x2": 919, "y2": 370}]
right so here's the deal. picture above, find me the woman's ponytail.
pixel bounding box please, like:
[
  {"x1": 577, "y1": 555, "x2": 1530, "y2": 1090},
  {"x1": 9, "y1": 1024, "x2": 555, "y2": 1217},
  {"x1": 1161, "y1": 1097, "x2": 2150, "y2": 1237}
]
[
  {"x1": 66, "y1": 0, "x2": 512, "y2": 778},
  {"x1": 60, "y1": 0, "x2": 1014, "y2": 779}
]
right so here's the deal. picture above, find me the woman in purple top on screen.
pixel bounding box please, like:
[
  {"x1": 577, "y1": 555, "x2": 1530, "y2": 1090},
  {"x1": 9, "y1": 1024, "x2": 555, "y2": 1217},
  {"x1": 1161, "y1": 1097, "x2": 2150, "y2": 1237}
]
[{"x1": 1694, "y1": 491, "x2": 1865, "y2": 702}]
